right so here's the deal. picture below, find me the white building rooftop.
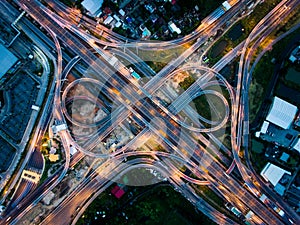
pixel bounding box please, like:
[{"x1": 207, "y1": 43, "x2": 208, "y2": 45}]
[
  {"x1": 54, "y1": 124, "x2": 67, "y2": 133},
  {"x1": 168, "y1": 21, "x2": 181, "y2": 34},
  {"x1": 255, "y1": 121, "x2": 270, "y2": 137},
  {"x1": 292, "y1": 138, "x2": 300, "y2": 153},
  {"x1": 259, "y1": 194, "x2": 267, "y2": 203},
  {"x1": 31, "y1": 105, "x2": 40, "y2": 111},
  {"x1": 266, "y1": 96, "x2": 298, "y2": 129},
  {"x1": 115, "y1": 21, "x2": 122, "y2": 28},
  {"x1": 103, "y1": 15, "x2": 113, "y2": 25},
  {"x1": 260, "y1": 121, "x2": 269, "y2": 134},
  {"x1": 119, "y1": 9, "x2": 125, "y2": 17},
  {"x1": 113, "y1": 15, "x2": 121, "y2": 22},
  {"x1": 222, "y1": 1, "x2": 232, "y2": 10},
  {"x1": 261, "y1": 162, "x2": 291, "y2": 186},
  {"x1": 81, "y1": 0, "x2": 103, "y2": 15},
  {"x1": 70, "y1": 145, "x2": 78, "y2": 155}
]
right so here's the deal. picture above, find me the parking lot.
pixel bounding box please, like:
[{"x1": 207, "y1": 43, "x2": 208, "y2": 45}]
[{"x1": 0, "y1": 72, "x2": 39, "y2": 143}]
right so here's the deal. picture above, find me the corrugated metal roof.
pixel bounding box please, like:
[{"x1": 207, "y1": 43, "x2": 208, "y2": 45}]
[
  {"x1": 261, "y1": 162, "x2": 290, "y2": 186},
  {"x1": 266, "y1": 97, "x2": 298, "y2": 129}
]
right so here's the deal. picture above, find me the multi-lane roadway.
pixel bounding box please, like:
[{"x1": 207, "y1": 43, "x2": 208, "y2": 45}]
[{"x1": 1, "y1": 0, "x2": 300, "y2": 225}]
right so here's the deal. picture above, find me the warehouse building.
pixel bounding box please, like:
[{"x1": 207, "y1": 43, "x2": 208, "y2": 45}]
[
  {"x1": 261, "y1": 163, "x2": 290, "y2": 186},
  {"x1": 261, "y1": 162, "x2": 291, "y2": 196},
  {"x1": 0, "y1": 43, "x2": 18, "y2": 79}
]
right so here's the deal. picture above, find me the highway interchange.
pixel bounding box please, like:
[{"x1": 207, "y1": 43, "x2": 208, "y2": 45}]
[{"x1": 1, "y1": 0, "x2": 300, "y2": 224}]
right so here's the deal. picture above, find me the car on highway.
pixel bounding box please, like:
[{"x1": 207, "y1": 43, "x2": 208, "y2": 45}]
[{"x1": 202, "y1": 55, "x2": 209, "y2": 63}]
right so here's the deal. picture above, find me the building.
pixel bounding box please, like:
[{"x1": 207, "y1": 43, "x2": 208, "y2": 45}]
[
  {"x1": 257, "y1": 97, "x2": 299, "y2": 148},
  {"x1": 206, "y1": 7, "x2": 225, "y2": 25},
  {"x1": 52, "y1": 124, "x2": 67, "y2": 134},
  {"x1": 261, "y1": 163, "x2": 291, "y2": 186},
  {"x1": 261, "y1": 163, "x2": 291, "y2": 196},
  {"x1": 222, "y1": 1, "x2": 232, "y2": 11},
  {"x1": 49, "y1": 154, "x2": 59, "y2": 163},
  {"x1": 115, "y1": 21, "x2": 122, "y2": 28},
  {"x1": 279, "y1": 152, "x2": 290, "y2": 162},
  {"x1": 113, "y1": 14, "x2": 121, "y2": 22},
  {"x1": 31, "y1": 105, "x2": 40, "y2": 111},
  {"x1": 292, "y1": 138, "x2": 300, "y2": 153},
  {"x1": 119, "y1": 9, "x2": 125, "y2": 17},
  {"x1": 255, "y1": 121, "x2": 270, "y2": 137},
  {"x1": 289, "y1": 55, "x2": 297, "y2": 63},
  {"x1": 111, "y1": 185, "x2": 125, "y2": 199},
  {"x1": 81, "y1": 0, "x2": 104, "y2": 16},
  {"x1": 21, "y1": 170, "x2": 41, "y2": 183},
  {"x1": 266, "y1": 97, "x2": 298, "y2": 129},
  {"x1": 141, "y1": 27, "x2": 151, "y2": 39},
  {"x1": 168, "y1": 21, "x2": 181, "y2": 34},
  {"x1": 145, "y1": 3, "x2": 156, "y2": 13},
  {"x1": 294, "y1": 112, "x2": 300, "y2": 128},
  {"x1": 259, "y1": 194, "x2": 268, "y2": 203},
  {"x1": 289, "y1": 46, "x2": 300, "y2": 63},
  {"x1": 49, "y1": 147, "x2": 57, "y2": 155},
  {"x1": 260, "y1": 121, "x2": 270, "y2": 134},
  {"x1": 0, "y1": 43, "x2": 18, "y2": 79},
  {"x1": 103, "y1": 15, "x2": 114, "y2": 25},
  {"x1": 70, "y1": 145, "x2": 77, "y2": 155}
]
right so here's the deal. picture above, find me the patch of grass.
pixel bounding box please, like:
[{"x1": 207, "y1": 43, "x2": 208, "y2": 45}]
[
  {"x1": 287, "y1": 157, "x2": 298, "y2": 167},
  {"x1": 179, "y1": 76, "x2": 195, "y2": 90},
  {"x1": 39, "y1": 157, "x2": 51, "y2": 184},
  {"x1": 196, "y1": 185, "x2": 224, "y2": 207},
  {"x1": 77, "y1": 185, "x2": 217, "y2": 225},
  {"x1": 58, "y1": 0, "x2": 84, "y2": 8},
  {"x1": 284, "y1": 66, "x2": 300, "y2": 87},
  {"x1": 164, "y1": 210, "x2": 193, "y2": 225},
  {"x1": 146, "y1": 61, "x2": 167, "y2": 73},
  {"x1": 249, "y1": 78, "x2": 264, "y2": 122},
  {"x1": 250, "y1": 151, "x2": 268, "y2": 173},
  {"x1": 210, "y1": 40, "x2": 228, "y2": 58},
  {"x1": 251, "y1": 139, "x2": 264, "y2": 154},
  {"x1": 208, "y1": 0, "x2": 282, "y2": 62}
]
